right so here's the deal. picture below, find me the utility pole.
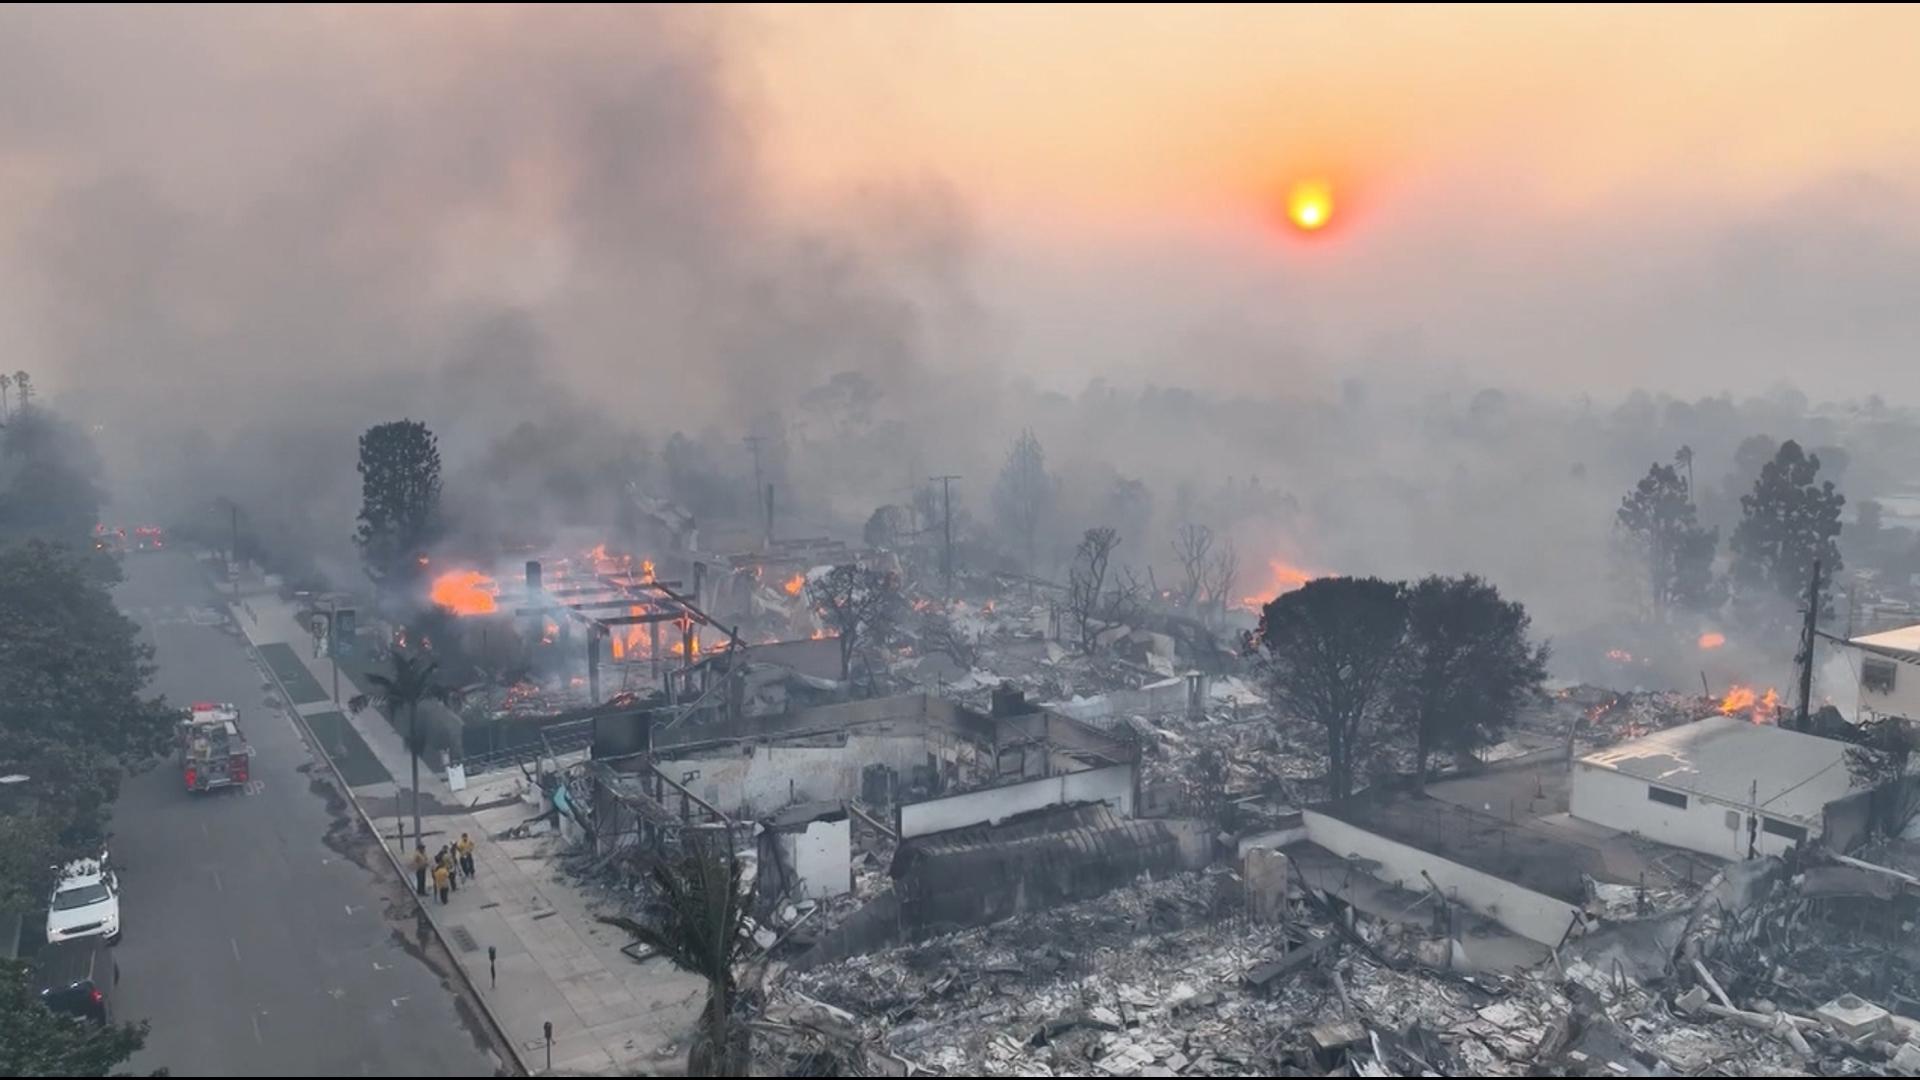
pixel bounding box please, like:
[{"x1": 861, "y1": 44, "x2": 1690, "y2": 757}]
[
  {"x1": 764, "y1": 483, "x2": 775, "y2": 548},
  {"x1": 1794, "y1": 558, "x2": 1822, "y2": 732},
  {"x1": 930, "y1": 475, "x2": 960, "y2": 603},
  {"x1": 744, "y1": 435, "x2": 765, "y2": 519},
  {"x1": 228, "y1": 499, "x2": 241, "y2": 598}
]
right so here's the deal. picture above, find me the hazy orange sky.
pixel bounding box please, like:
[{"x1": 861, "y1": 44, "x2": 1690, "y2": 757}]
[
  {"x1": 11, "y1": 4, "x2": 1920, "y2": 415},
  {"x1": 746, "y1": 5, "x2": 1920, "y2": 233},
  {"x1": 715, "y1": 5, "x2": 1920, "y2": 400}
]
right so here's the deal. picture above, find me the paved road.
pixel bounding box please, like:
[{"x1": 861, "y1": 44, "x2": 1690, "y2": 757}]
[{"x1": 107, "y1": 551, "x2": 507, "y2": 1076}]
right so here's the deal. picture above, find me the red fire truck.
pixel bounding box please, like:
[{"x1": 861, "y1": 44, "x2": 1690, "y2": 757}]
[{"x1": 179, "y1": 703, "x2": 252, "y2": 793}]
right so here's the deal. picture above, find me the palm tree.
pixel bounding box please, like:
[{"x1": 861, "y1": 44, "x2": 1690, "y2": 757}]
[
  {"x1": 601, "y1": 842, "x2": 752, "y2": 1076},
  {"x1": 0, "y1": 373, "x2": 11, "y2": 421},
  {"x1": 10, "y1": 371, "x2": 27, "y2": 412},
  {"x1": 349, "y1": 650, "x2": 458, "y2": 844}
]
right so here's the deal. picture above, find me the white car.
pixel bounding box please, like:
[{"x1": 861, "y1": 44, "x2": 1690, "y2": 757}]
[{"x1": 47, "y1": 854, "x2": 121, "y2": 945}]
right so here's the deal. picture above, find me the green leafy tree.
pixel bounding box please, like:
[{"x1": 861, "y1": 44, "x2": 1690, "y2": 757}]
[
  {"x1": 0, "y1": 961, "x2": 152, "y2": 1077},
  {"x1": 1250, "y1": 577, "x2": 1408, "y2": 800},
  {"x1": 0, "y1": 542, "x2": 177, "y2": 907},
  {"x1": 350, "y1": 652, "x2": 459, "y2": 845},
  {"x1": 0, "y1": 407, "x2": 108, "y2": 548},
  {"x1": 1729, "y1": 439, "x2": 1844, "y2": 612},
  {"x1": 1396, "y1": 575, "x2": 1550, "y2": 790},
  {"x1": 354, "y1": 420, "x2": 442, "y2": 586},
  {"x1": 601, "y1": 842, "x2": 752, "y2": 1077},
  {"x1": 1616, "y1": 459, "x2": 1718, "y2": 616},
  {"x1": 992, "y1": 429, "x2": 1054, "y2": 573}
]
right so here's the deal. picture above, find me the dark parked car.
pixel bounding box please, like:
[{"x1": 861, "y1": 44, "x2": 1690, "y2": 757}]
[{"x1": 34, "y1": 937, "x2": 117, "y2": 1023}]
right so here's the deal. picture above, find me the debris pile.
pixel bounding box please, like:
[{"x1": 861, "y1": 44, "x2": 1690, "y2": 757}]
[{"x1": 761, "y1": 846, "x2": 1920, "y2": 1077}]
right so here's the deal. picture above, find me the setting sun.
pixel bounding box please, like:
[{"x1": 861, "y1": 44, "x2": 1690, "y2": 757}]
[{"x1": 1286, "y1": 180, "x2": 1334, "y2": 232}]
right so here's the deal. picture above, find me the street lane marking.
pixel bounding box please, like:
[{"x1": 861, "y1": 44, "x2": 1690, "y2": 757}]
[
  {"x1": 230, "y1": 937, "x2": 241, "y2": 962},
  {"x1": 243, "y1": 779, "x2": 265, "y2": 796},
  {"x1": 251, "y1": 1012, "x2": 263, "y2": 1044},
  {"x1": 211, "y1": 869, "x2": 223, "y2": 893},
  {"x1": 344, "y1": 903, "x2": 356, "y2": 915},
  {"x1": 390, "y1": 995, "x2": 410, "y2": 1008}
]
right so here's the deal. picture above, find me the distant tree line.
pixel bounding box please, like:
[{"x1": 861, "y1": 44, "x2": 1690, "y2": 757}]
[{"x1": 1616, "y1": 438, "x2": 1847, "y2": 630}]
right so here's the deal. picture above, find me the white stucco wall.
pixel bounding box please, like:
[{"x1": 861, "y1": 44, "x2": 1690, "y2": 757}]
[
  {"x1": 673, "y1": 733, "x2": 931, "y2": 817},
  {"x1": 898, "y1": 763, "x2": 1136, "y2": 840},
  {"x1": 778, "y1": 817, "x2": 852, "y2": 900},
  {"x1": 1302, "y1": 809, "x2": 1582, "y2": 945},
  {"x1": 1569, "y1": 761, "x2": 1807, "y2": 860}
]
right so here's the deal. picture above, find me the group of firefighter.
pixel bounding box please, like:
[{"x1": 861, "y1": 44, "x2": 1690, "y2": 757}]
[{"x1": 409, "y1": 833, "x2": 476, "y2": 904}]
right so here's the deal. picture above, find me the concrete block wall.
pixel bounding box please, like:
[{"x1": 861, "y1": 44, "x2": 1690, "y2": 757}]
[
  {"x1": 898, "y1": 762, "x2": 1136, "y2": 840},
  {"x1": 1302, "y1": 809, "x2": 1581, "y2": 945}
]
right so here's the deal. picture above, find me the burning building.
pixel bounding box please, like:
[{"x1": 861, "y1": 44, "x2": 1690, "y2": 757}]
[{"x1": 426, "y1": 548, "x2": 739, "y2": 708}]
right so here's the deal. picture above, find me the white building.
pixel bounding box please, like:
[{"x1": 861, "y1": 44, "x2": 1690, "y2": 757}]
[
  {"x1": 1850, "y1": 623, "x2": 1920, "y2": 723},
  {"x1": 1570, "y1": 717, "x2": 1864, "y2": 859}
]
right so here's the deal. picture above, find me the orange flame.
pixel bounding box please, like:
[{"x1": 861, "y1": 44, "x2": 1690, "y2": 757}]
[
  {"x1": 640, "y1": 559, "x2": 655, "y2": 583},
  {"x1": 1606, "y1": 648, "x2": 1633, "y2": 663},
  {"x1": 1238, "y1": 558, "x2": 1317, "y2": 610},
  {"x1": 1698, "y1": 632, "x2": 1726, "y2": 650},
  {"x1": 541, "y1": 620, "x2": 559, "y2": 645},
  {"x1": 431, "y1": 570, "x2": 499, "y2": 615},
  {"x1": 783, "y1": 573, "x2": 806, "y2": 596},
  {"x1": 610, "y1": 605, "x2": 652, "y2": 660},
  {"x1": 1718, "y1": 685, "x2": 1781, "y2": 724}
]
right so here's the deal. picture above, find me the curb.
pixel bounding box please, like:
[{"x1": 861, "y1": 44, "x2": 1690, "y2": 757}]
[{"x1": 225, "y1": 587, "x2": 532, "y2": 1077}]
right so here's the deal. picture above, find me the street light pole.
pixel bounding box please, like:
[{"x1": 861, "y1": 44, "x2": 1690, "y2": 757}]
[
  {"x1": 409, "y1": 700, "x2": 423, "y2": 845},
  {"x1": 328, "y1": 599, "x2": 341, "y2": 706},
  {"x1": 229, "y1": 499, "x2": 240, "y2": 599}
]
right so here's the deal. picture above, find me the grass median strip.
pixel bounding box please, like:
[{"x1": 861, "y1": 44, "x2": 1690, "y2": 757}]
[
  {"x1": 258, "y1": 641, "x2": 332, "y2": 704},
  {"x1": 301, "y1": 710, "x2": 393, "y2": 788}
]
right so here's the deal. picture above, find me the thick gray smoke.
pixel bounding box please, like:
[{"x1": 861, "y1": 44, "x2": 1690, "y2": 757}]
[
  {"x1": 3, "y1": 6, "x2": 972, "y2": 569},
  {"x1": 5, "y1": 8, "x2": 1916, "y2": 697}
]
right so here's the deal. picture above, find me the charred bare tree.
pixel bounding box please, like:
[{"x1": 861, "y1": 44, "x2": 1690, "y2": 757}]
[
  {"x1": 1201, "y1": 535, "x2": 1239, "y2": 625},
  {"x1": 1172, "y1": 523, "x2": 1240, "y2": 627},
  {"x1": 1067, "y1": 527, "x2": 1144, "y2": 654},
  {"x1": 992, "y1": 429, "x2": 1054, "y2": 574},
  {"x1": 1172, "y1": 523, "x2": 1214, "y2": 610},
  {"x1": 917, "y1": 609, "x2": 977, "y2": 669},
  {"x1": 1249, "y1": 577, "x2": 1408, "y2": 801},
  {"x1": 807, "y1": 564, "x2": 903, "y2": 683}
]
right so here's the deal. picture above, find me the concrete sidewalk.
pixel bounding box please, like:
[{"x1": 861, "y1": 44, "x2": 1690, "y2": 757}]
[{"x1": 228, "y1": 579, "x2": 702, "y2": 1075}]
